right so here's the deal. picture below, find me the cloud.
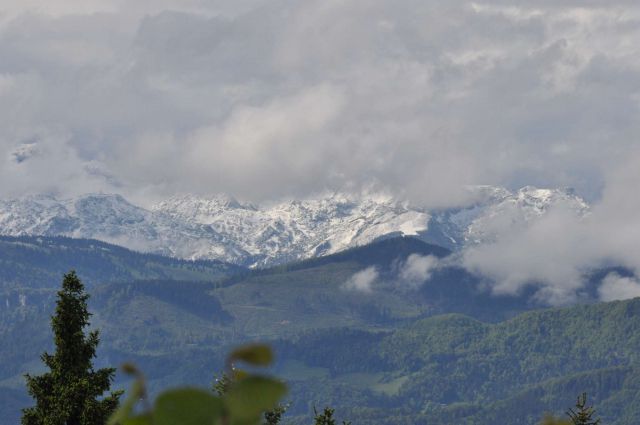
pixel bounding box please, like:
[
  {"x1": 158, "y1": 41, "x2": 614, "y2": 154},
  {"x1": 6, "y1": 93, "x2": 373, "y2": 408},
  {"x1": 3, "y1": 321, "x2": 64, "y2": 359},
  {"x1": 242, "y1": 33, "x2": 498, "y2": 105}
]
[
  {"x1": 462, "y1": 203, "x2": 591, "y2": 304},
  {"x1": 0, "y1": 134, "x2": 116, "y2": 198},
  {"x1": 0, "y1": 1, "x2": 638, "y2": 208},
  {"x1": 398, "y1": 254, "x2": 439, "y2": 289},
  {"x1": 10, "y1": 143, "x2": 39, "y2": 163},
  {"x1": 343, "y1": 267, "x2": 379, "y2": 293},
  {"x1": 599, "y1": 273, "x2": 640, "y2": 302},
  {"x1": 462, "y1": 149, "x2": 640, "y2": 305}
]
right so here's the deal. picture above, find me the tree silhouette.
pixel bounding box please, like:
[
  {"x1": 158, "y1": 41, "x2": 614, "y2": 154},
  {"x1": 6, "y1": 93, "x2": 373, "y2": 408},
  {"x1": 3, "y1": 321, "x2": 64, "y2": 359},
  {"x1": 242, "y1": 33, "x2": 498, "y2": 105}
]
[
  {"x1": 566, "y1": 393, "x2": 601, "y2": 425},
  {"x1": 313, "y1": 406, "x2": 351, "y2": 425},
  {"x1": 22, "y1": 271, "x2": 121, "y2": 425}
]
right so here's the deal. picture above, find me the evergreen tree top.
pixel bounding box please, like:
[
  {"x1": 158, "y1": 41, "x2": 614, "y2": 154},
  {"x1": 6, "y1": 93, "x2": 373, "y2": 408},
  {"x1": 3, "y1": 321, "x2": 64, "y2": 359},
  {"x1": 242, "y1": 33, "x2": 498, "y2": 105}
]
[
  {"x1": 22, "y1": 271, "x2": 121, "y2": 425},
  {"x1": 61, "y1": 270, "x2": 86, "y2": 294},
  {"x1": 567, "y1": 393, "x2": 601, "y2": 425}
]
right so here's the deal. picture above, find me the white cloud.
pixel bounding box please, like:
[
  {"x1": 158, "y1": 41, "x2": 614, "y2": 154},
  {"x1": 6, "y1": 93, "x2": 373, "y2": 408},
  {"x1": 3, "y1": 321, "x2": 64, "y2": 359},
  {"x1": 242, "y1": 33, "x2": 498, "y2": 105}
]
[
  {"x1": 462, "y1": 149, "x2": 640, "y2": 305},
  {"x1": 343, "y1": 267, "x2": 379, "y2": 293},
  {"x1": 462, "y1": 203, "x2": 591, "y2": 304},
  {"x1": 599, "y1": 273, "x2": 640, "y2": 302},
  {"x1": 398, "y1": 254, "x2": 439, "y2": 289},
  {"x1": 10, "y1": 143, "x2": 39, "y2": 163},
  {"x1": 0, "y1": 0, "x2": 638, "y2": 207}
]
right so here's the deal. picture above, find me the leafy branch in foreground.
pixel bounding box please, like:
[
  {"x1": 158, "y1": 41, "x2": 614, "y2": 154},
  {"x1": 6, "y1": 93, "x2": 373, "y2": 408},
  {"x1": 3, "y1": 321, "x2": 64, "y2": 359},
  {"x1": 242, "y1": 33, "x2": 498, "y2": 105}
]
[
  {"x1": 214, "y1": 369, "x2": 289, "y2": 425},
  {"x1": 108, "y1": 343, "x2": 287, "y2": 425}
]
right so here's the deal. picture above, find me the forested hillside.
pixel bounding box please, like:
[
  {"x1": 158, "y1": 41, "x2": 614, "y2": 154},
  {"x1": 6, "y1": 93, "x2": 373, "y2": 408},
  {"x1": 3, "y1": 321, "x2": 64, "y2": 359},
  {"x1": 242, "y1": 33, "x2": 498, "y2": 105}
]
[
  {"x1": 0, "y1": 235, "x2": 242, "y2": 290},
  {"x1": 1, "y1": 236, "x2": 638, "y2": 424},
  {"x1": 275, "y1": 300, "x2": 640, "y2": 424}
]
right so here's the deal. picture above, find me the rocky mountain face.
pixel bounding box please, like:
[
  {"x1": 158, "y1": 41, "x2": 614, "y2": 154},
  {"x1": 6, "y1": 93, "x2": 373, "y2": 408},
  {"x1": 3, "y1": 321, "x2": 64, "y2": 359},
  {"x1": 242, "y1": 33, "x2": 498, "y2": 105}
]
[{"x1": 0, "y1": 187, "x2": 588, "y2": 267}]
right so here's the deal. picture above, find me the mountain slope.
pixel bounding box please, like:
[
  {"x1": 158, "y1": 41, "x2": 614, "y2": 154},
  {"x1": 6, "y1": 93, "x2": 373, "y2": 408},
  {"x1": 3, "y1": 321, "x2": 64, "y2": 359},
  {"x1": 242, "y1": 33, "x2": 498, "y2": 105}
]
[
  {"x1": 0, "y1": 186, "x2": 588, "y2": 267},
  {"x1": 0, "y1": 235, "x2": 242, "y2": 291}
]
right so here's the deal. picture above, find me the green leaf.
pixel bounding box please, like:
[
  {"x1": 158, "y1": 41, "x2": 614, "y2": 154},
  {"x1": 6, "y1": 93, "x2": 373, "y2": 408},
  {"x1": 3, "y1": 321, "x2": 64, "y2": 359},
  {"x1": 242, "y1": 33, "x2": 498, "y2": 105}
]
[
  {"x1": 225, "y1": 376, "x2": 287, "y2": 425},
  {"x1": 121, "y1": 362, "x2": 141, "y2": 376},
  {"x1": 122, "y1": 414, "x2": 153, "y2": 425},
  {"x1": 539, "y1": 416, "x2": 572, "y2": 425},
  {"x1": 154, "y1": 387, "x2": 224, "y2": 425},
  {"x1": 228, "y1": 344, "x2": 273, "y2": 366},
  {"x1": 232, "y1": 368, "x2": 249, "y2": 381},
  {"x1": 108, "y1": 379, "x2": 145, "y2": 425}
]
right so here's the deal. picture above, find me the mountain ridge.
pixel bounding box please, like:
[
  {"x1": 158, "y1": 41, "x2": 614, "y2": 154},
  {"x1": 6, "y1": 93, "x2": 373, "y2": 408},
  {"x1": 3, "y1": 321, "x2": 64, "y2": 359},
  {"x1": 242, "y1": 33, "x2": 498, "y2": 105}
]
[
  {"x1": 0, "y1": 186, "x2": 588, "y2": 267},
  {"x1": 0, "y1": 235, "x2": 241, "y2": 291}
]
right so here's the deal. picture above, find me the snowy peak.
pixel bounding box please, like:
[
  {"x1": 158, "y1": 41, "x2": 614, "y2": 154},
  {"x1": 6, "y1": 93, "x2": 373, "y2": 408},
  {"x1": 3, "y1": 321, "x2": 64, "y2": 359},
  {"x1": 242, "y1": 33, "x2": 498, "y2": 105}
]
[
  {"x1": 513, "y1": 186, "x2": 589, "y2": 213},
  {"x1": 453, "y1": 186, "x2": 589, "y2": 245},
  {"x1": 149, "y1": 192, "x2": 431, "y2": 267},
  {"x1": 418, "y1": 186, "x2": 589, "y2": 249},
  {"x1": 0, "y1": 186, "x2": 589, "y2": 267},
  {"x1": 0, "y1": 191, "x2": 430, "y2": 267},
  {"x1": 70, "y1": 194, "x2": 148, "y2": 226},
  {"x1": 153, "y1": 194, "x2": 253, "y2": 225}
]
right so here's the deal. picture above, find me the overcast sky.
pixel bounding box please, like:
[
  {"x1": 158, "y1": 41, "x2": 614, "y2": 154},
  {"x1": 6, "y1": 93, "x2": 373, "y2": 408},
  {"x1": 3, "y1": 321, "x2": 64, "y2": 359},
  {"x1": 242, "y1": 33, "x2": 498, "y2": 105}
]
[
  {"x1": 1, "y1": 1, "x2": 640, "y2": 303},
  {"x1": 1, "y1": 0, "x2": 638, "y2": 205}
]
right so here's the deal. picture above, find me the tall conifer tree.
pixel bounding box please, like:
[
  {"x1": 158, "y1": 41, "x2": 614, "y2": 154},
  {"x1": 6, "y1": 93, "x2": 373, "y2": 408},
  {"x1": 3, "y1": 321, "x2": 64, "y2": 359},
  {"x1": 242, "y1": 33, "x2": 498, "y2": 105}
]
[{"x1": 22, "y1": 271, "x2": 121, "y2": 425}]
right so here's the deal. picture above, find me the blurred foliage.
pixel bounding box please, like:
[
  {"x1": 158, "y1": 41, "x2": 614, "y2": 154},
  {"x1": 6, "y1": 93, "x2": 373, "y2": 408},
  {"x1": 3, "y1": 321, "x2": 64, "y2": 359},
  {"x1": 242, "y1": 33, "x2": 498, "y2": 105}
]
[
  {"x1": 109, "y1": 344, "x2": 286, "y2": 425},
  {"x1": 540, "y1": 415, "x2": 573, "y2": 425},
  {"x1": 212, "y1": 348, "x2": 289, "y2": 425}
]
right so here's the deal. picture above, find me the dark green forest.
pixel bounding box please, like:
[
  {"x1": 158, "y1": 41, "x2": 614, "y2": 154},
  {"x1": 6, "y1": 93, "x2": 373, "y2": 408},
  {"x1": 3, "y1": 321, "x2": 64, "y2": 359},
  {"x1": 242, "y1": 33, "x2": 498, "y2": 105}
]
[{"x1": 1, "y1": 236, "x2": 639, "y2": 424}]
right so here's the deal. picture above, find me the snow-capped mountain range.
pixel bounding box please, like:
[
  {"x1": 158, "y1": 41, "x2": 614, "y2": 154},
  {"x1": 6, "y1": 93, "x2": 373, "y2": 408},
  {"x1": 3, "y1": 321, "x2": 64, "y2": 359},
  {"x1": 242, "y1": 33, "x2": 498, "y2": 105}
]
[{"x1": 0, "y1": 187, "x2": 589, "y2": 267}]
